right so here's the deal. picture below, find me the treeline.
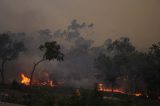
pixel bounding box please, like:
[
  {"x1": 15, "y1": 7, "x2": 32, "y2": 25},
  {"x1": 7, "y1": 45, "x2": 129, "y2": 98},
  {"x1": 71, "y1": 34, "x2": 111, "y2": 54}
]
[
  {"x1": 95, "y1": 37, "x2": 160, "y2": 99},
  {"x1": 0, "y1": 20, "x2": 160, "y2": 100},
  {"x1": 0, "y1": 33, "x2": 64, "y2": 86}
]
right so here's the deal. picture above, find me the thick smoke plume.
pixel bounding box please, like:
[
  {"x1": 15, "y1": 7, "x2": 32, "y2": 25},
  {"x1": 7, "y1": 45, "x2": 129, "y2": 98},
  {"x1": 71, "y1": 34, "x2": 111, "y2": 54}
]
[
  {"x1": 4, "y1": 20, "x2": 98, "y2": 88},
  {"x1": 1, "y1": 20, "x2": 160, "y2": 99}
]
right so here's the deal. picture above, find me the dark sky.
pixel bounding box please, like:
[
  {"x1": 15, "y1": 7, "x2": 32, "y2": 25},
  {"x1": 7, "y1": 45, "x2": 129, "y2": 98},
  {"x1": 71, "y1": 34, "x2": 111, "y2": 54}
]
[{"x1": 0, "y1": 0, "x2": 160, "y2": 50}]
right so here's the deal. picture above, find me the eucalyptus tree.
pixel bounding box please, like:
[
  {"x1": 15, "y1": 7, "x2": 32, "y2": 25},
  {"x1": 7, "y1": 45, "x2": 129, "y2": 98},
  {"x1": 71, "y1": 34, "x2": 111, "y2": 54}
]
[
  {"x1": 30, "y1": 41, "x2": 64, "y2": 85},
  {"x1": 0, "y1": 33, "x2": 25, "y2": 84}
]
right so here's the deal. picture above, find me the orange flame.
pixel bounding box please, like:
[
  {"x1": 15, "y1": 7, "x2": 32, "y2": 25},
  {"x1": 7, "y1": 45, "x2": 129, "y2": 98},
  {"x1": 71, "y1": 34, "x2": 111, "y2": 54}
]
[
  {"x1": 20, "y1": 73, "x2": 55, "y2": 87},
  {"x1": 97, "y1": 83, "x2": 125, "y2": 94},
  {"x1": 20, "y1": 73, "x2": 30, "y2": 86},
  {"x1": 97, "y1": 83, "x2": 142, "y2": 96}
]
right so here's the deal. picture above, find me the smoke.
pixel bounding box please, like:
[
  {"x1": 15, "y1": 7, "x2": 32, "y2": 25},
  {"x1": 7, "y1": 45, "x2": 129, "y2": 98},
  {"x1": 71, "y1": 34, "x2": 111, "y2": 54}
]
[
  {"x1": 0, "y1": 0, "x2": 160, "y2": 51},
  {"x1": 3, "y1": 20, "x2": 99, "y2": 88},
  {"x1": 2, "y1": 20, "x2": 149, "y2": 91}
]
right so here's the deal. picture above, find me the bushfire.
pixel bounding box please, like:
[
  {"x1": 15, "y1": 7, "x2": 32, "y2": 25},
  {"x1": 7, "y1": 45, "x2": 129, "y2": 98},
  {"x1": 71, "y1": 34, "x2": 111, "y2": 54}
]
[
  {"x1": 20, "y1": 73, "x2": 30, "y2": 86},
  {"x1": 20, "y1": 73, "x2": 54, "y2": 87},
  {"x1": 97, "y1": 83, "x2": 142, "y2": 97}
]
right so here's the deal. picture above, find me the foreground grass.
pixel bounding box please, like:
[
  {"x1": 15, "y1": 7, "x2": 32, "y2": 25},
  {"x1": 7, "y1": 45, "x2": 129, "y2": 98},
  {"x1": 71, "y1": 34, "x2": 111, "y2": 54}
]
[{"x1": 0, "y1": 85, "x2": 160, "y2": 106}]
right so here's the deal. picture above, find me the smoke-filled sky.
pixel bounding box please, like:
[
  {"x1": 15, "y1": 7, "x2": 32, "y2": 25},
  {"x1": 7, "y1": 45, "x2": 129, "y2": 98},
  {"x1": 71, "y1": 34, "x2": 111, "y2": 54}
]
[{"x1": 0, "y1": 0, "x2": 160, "y2": 50}]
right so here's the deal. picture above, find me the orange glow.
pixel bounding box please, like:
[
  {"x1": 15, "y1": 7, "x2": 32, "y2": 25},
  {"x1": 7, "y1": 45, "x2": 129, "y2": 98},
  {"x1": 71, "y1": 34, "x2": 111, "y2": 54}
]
[
  {"x1": 97, "y1": 83, "x2": 142, "y2": 96},
  {"x1": 41, "y1": 80, "x2": 54, "y2": 87},
  {"x1": 20, "y1": 73, "x2": 30, "y2": 86},
  {"x1": 102, "y1": 88, "x2": 125, "y2": 94},
  {"x1": 133, "y1": 93, "x2": 142, "y2": 97},
  {"x1": 97, "y1": 83, "x2": 125, "y2": 94},
  {"x1": 20, "y1": 73, "x2": 55, "y2": 87},
  {"x1": 48, "y1": 80, "x2": 54, "y2": 87}
]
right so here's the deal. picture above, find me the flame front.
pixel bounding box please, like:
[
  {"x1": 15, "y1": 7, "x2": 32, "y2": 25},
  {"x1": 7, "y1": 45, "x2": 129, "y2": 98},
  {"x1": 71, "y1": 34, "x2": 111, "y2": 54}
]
[
  {"x1": 20, "y1": 73, "x2": 55, "y2": 87},
  {"x1": 20, "y1": 73, "x2": 30, "y2": 86},
  {"x1": 97, "y1": 83, "x2": 142, "y2": 96},
  {"x1": 97, "y1": 83, "x2": 125, "y2": 94}
]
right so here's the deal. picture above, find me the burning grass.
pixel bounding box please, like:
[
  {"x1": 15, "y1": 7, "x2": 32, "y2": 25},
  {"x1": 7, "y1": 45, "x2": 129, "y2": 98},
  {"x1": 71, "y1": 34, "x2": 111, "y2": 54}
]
[
  {"x1": 20, "y1": 74, "x2": 30, "y2": 86},
  {"x1": 0, "y1": 79, "x2": 158, "y2": 106},
  {"x1": 97, "y1": 83, "x2": 142, "y2": 97},
  {"x1": 0, "y1": 84, "x2": 160, "y2": 106},
  {"x1": 20, "y1": 73, "x2": 55, "y2": 87}
]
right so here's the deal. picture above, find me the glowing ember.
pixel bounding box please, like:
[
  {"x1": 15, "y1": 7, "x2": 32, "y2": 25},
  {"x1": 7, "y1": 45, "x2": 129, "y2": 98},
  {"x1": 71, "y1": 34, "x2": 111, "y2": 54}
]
[
  {"x1": 48, "y1": 80, "x2": 54, "y2": 87},
  {"x1": 97, "y1": 83, "x2": 142, "y2": 96},
  {"x1": 133, "y1": 93, "x2": 142, "y2": 97},
  {"x1": 97, "y1": 83, "x2": 125, "y2": 94},
  {"x1": 20, "y1": 73, "x2": 30, "y2": 86},
  {"x1": 41, "y1": 80, "x2": 54, "y2": 87}
]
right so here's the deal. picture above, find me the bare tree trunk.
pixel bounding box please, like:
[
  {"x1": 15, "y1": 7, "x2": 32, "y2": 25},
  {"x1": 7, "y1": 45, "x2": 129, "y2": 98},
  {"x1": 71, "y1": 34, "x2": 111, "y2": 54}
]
[
  {"x1": 1, "y1": 60, "x2": 6, "y2": 84},
  {"x1": 30, "y1": 59, "x2": 45, "y2": 85},
  {"x1": 30, "y1": 63, "x2": 37, "y2": 85}
]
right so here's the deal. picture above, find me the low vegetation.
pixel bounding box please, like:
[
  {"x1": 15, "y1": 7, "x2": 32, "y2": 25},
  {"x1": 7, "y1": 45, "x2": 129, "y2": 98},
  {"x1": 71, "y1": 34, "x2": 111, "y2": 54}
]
[{"x1": 0, "y1": 84, "x2": 160, "y2": 106}]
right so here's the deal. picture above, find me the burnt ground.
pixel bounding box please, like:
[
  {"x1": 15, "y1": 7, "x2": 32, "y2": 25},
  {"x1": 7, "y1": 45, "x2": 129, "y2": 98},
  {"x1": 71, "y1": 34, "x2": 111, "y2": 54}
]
[{"x1": 0, "y1": 84, "x2": 160, "y2": 106}]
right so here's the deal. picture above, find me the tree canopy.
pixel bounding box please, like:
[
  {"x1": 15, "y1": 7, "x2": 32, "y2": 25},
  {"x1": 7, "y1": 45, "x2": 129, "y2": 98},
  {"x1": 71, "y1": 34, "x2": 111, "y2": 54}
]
[{"x1": 0, "y1": 33, "x2": 26, "y2": 83}]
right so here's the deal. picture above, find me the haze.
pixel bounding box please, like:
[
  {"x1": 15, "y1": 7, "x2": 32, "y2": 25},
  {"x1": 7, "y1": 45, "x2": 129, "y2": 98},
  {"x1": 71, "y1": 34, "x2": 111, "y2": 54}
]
[{"x1": 0, "y1": 0, "x2": 160, "y2": 50}]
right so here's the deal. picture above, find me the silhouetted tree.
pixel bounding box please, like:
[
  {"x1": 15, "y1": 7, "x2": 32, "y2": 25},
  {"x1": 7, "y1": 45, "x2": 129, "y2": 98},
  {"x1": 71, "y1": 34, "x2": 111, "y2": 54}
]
[
  {"x1": 30, "y1": 41, "x2": 64, "y2": 85},
  {"x1": 142, "y1": 42, "x2": 160, "y2": 98},
  {"x1": 95, "y1": 54, "x2": 119, "y2": 93},
  {"x1": 107, "y1": 37, "x2": 135, "y2": 55},
  {"x1": 0, "y1": 33, "x2": 25, "y2": 84},
  {"x1": 95, "y1": 37, "x2": 136, "y2": 93}
]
